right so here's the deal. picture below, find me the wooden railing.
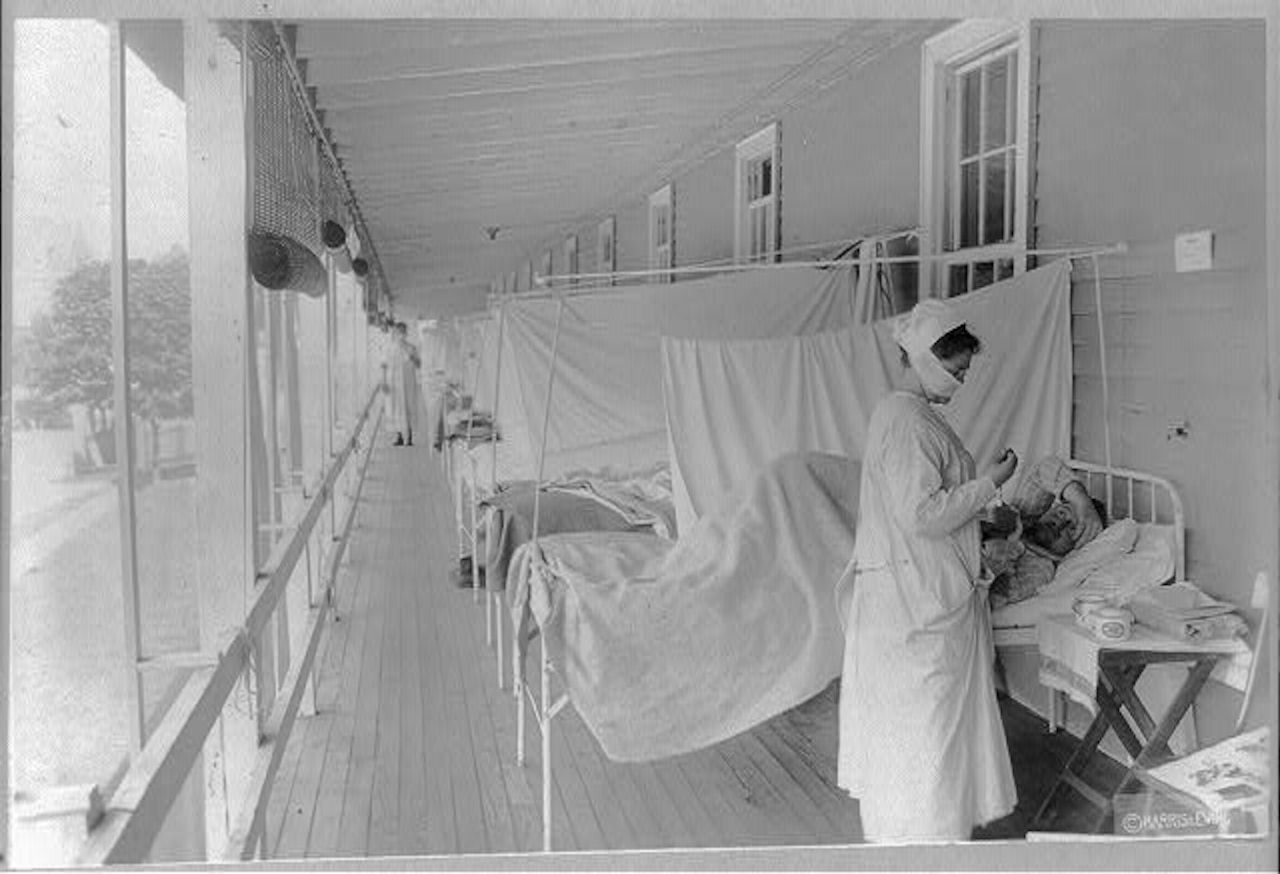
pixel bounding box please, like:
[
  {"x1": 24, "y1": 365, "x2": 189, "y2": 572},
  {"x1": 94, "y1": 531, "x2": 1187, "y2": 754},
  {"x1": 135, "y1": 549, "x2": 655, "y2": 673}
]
[{"x1": 78, "y1": 385, "x2": 384, "y2": 865}]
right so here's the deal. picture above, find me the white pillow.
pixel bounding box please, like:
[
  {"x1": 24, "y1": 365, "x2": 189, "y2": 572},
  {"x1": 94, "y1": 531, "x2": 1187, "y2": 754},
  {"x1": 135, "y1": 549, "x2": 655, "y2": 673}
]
[
  {"x1": 1083, "y1": 523, "x2": 1176, "y2": 603},
  {"x1": 1041, "y1": 518, "x2": 1140, "y2": 594}
]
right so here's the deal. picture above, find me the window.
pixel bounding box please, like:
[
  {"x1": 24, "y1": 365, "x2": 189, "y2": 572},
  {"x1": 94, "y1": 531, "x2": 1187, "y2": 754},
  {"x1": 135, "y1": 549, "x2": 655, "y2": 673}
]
[
  {"x1": 596, "y1": 216, "x2": 616, "y2": 285},
  {"x1": 649, "y1": 184, "x2": 673, "y2": 283},
  {"x1": 735, "y1": 123, "x2": 780, "y2": 264},
  {"x1": 563, "y1": 234, "x2": 579, "y2": 287},
  {"x1": 920, "y1": 21, "x2": 1033, "y2": 296}
]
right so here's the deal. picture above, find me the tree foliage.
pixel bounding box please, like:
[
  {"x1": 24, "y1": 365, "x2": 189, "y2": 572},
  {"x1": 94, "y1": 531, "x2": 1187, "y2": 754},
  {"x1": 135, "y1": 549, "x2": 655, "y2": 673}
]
[{"x1": 31, "y1": 250, "x2": 193, "y2": 419}]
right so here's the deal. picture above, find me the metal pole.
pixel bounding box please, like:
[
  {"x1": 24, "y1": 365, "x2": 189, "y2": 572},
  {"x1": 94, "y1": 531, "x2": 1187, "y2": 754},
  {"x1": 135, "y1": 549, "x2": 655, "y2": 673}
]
[
  {"x1": 530, "y1": 298, "x2": 566, "y2": 549},
  {"x1": 515, "y1": 242, "x2": 1129, "y2": 297},
  {"x1": 541, "y1": 640, "x2": 552, "y2": 852},
  {"x1": 1090, "y1": 254, "x2": 1115, "y2": 511},
  {"x1": 530, "y1": 298, "x2": 564, "y2": 854},
  {"x1": 109, "y1": 20, "x2": 146, "y2": 752}
]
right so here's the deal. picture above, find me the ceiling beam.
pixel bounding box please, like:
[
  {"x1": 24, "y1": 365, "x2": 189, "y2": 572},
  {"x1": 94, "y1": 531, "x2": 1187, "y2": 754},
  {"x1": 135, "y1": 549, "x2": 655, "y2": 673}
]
[
  {"x1": 302, "y1": 33, "x2": 835, "y2": 88},
  {"x1": 312, "y1": 60, "x2": 796, "y2": 113},
  {"x1": 327, "y1": 107, "x2": 727, "y2": 157}
]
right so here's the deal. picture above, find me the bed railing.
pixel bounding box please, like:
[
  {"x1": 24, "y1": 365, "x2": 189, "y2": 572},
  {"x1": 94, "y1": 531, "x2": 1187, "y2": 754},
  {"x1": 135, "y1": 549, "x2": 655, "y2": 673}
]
[
  {"x1": 1065, "y1": 459, "x2": 1186, "y2": 582},
  {"x1": 77, "y1": 385, "x2": 384, "y2": 864}
]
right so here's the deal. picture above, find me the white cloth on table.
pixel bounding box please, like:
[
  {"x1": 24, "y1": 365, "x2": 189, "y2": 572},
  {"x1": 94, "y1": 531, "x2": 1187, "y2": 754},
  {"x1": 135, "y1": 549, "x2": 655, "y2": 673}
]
[
  {"x1": 836, "y1": 390, "x2": 1016, "y2": 843},
  {"x1": 1036, "y1": 612, "x2": 1247, "y2": 755}
]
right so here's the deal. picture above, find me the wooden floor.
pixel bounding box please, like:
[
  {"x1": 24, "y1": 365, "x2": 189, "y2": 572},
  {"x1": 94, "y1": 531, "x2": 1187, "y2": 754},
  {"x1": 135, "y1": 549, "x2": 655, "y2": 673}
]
[{"x1": 265, "y1": 438, "x2": 1121, "y2": 859}]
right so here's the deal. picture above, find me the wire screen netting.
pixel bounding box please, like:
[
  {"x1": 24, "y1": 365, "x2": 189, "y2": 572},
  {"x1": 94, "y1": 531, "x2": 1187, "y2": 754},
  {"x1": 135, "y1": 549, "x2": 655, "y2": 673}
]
[
  {"x1": 319, "y1": 153, "x2": 350, "y2": 250},
  {"x1": 247, "y1": 24, "x2": 325, "y2": 295}
]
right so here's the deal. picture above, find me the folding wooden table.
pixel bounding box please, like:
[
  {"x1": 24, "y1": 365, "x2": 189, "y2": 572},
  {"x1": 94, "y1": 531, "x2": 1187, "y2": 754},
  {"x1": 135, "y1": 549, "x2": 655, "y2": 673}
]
[{"x1": 1030, "y1": 614, "x2": 1246, "y2": 832}]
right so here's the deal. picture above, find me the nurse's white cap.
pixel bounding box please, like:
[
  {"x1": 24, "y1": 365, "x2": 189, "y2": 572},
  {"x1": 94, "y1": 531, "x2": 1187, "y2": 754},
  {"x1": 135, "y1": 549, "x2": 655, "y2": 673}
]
[{"x1": 892, "y1": 298, "x2": 966, "y2": 359}]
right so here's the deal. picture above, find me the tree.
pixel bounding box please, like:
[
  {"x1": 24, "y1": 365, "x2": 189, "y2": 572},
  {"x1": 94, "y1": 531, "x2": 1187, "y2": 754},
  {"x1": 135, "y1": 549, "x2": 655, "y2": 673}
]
[{"x1": 31, "y1": 250, "x2": 193, "y2": 438}]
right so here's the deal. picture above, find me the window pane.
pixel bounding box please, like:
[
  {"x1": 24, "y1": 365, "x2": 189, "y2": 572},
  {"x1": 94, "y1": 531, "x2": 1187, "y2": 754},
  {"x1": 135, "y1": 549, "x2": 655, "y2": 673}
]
[
  {"x1": 10, "y1": 21, "x2": 131, "y2": 861},
  {"x1": 959, "y1": 161, "x2": 980, "y2": 248},
  {"x1": 996, "y1": 258, "x2": 1015, "y2": 281},
  {"x1": 972, "y1": 260, "x2": 996, "y2": 291},
  {"x1": 948, "y1": 263, "x2": 969, "y2": 296},
  {"x1": 123, "y1": 22, "x2": 200, "y2": 735},
  {"x1": 983, "y1": 151, "x2": 1008, "y2": 245},
  {"x1": 761, "y1": 156, "x2": 772, "y2": 198},
  {"x1": 960, "y1": 67, "x2": 981, "y2": 157},
  {"x1": 984, "y1": 55, "x2": 1009, "y2": 148}
]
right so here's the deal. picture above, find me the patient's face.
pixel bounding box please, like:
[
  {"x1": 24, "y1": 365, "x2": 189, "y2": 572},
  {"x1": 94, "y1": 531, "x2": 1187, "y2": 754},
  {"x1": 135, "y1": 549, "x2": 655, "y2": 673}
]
[{"x1": 1026, "y1": 503, "x2": 1077, "y2": 556}]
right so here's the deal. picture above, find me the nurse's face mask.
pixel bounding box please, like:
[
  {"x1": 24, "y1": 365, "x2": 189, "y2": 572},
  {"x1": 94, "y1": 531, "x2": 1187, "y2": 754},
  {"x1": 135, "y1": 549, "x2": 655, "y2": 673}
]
[{"x1": 917, "y1": 348, "x2": 972, "y2": 402}]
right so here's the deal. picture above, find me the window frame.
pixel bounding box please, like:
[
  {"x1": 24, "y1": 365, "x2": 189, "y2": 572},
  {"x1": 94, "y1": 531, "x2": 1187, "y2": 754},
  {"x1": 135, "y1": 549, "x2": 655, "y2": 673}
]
[
  {"x1": 563, "y1": 234, "x2": 579, "y2": 287},
  {"x1": 920, "y1": 20, "x2": 1035, "y2": 297},
  {"x1": 596, "y1": 216, "x2": 616, "y2": 285},
  {"x1": 734, "y1": 122, "x2": 780, "y2": 264},
  {"x1": 539, "y1": 249, "x2": 553, "y2": 286},
  {"x1": 648, "y1": 184, "x2": 674, "y2": 283}
]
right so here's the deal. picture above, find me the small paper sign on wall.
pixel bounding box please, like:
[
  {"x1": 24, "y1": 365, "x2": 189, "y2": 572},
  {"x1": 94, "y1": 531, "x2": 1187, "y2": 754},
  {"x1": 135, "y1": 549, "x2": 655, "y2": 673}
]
[{"x1": 1175, "y1": 230, "x2": 1214, "y2": 273}]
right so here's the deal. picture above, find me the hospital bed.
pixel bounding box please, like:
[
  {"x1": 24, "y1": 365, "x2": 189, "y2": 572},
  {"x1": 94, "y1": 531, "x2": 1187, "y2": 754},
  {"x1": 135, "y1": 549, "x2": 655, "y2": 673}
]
[
  {"x1": 471, "y1": 461, "x2": 676, "y2": 689},
  {"x1": 506, "y1": 451, "x2": 859, "y2": 851},
  {"x1": 990, "y1": 459, "x2": 1186, "y2": 731}
]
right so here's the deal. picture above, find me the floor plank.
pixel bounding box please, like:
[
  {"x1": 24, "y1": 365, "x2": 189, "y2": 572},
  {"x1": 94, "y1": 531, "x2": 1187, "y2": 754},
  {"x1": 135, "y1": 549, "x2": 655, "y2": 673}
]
[
  {"x1": 396, "y1": 505, "x2": 431, "y2": 856},
  {"x1": 417, "y1": 491, "x2": 462, "y2": 856},
  {"x1": 461, "y1": 598, "x2": 542, "y2": 853},
  {"x1": 649, "y1": 756, "x2": 723, "y2": 849},
  {"x1": 366, "y1": 510, "x2": 404, "y2": 857},
  {"x1": 333, "y1": 504, "x2": 390, "y2": 858},
  {"x1": 276, "y1": 536, "x2": 372, "y2": 859}
]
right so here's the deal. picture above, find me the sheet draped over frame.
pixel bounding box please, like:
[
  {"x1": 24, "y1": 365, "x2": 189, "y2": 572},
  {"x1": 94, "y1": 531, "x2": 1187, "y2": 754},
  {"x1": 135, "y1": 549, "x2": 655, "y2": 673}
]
[
  {"x1": 487, "y1": 264, "x2": 860, "y2": 484},
  {"x1": 662, "y1": 261, "x2": 1073, "y2": 534},
  {"x1": 511, "y1": 451, "x2": 860, "y2": 762}
]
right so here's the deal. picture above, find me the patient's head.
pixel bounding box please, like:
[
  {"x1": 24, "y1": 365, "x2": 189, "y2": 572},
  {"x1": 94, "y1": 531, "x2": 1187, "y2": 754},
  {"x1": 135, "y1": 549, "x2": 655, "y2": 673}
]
[{"x1": 1025, "y1": 498, "x2": 1108, "y2": 557}]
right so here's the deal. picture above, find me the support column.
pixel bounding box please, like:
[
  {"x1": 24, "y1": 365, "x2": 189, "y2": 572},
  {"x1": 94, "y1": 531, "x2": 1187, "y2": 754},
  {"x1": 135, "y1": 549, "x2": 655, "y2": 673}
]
[
  {"x1": 109, "y1": 20, "x2": 146, "y2": 757},
  {"x1": 185, "y1": 19, "x2": 257, "y2": 857},
  {"x1": 1, "y1": 13, "x2": 14, "y2": 864}
]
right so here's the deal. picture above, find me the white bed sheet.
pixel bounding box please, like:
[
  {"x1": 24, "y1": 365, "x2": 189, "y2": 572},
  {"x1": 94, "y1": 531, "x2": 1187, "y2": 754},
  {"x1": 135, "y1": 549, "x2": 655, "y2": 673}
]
[{"x1": 991, "y1": 521, "x2": 1177, "y2": 631}]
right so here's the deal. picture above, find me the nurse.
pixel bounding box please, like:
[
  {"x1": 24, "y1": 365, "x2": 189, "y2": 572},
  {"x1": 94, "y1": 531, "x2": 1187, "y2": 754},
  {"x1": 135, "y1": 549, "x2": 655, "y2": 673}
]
[
  {"x1": 388, "y1": 321, "x2": 422, "y2": 446},
  {"x1": 836, "y1": 298, "x2": 1019, "y2": 842}
]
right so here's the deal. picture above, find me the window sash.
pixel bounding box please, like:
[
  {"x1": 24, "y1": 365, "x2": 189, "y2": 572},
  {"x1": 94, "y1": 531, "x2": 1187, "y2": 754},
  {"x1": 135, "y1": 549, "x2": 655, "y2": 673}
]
[{"x1": 923, "y1": 21, "x2": 1032, "y2": 297}]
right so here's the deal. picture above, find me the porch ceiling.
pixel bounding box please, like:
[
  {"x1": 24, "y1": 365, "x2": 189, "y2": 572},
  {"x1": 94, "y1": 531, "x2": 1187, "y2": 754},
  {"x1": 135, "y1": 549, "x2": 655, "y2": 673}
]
[{"x1": 290, "y1": 18, "x2": 945, "y2": 311}]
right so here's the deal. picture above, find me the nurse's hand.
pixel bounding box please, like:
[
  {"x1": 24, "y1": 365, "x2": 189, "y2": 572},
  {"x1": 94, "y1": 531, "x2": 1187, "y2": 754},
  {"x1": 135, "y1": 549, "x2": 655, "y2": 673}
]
[{"x1": 983, "y1": 448, "x2": 1019, "y2": 488}]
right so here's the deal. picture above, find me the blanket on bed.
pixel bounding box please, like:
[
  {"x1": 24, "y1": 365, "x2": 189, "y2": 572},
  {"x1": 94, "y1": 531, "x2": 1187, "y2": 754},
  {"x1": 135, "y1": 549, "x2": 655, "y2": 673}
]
[
  {"x1": 480, "y1": 485, "x2": 666, "y2": 592},
  {"x1": 509, "y1": 451, "x2": 860, "y2": 762}
]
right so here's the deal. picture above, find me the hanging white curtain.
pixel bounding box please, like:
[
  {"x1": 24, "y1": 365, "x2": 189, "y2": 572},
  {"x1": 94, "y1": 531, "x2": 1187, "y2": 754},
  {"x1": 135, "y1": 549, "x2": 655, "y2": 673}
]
[{"x1": 662, "y1": 261, "x2": 1073, "y2": 533}]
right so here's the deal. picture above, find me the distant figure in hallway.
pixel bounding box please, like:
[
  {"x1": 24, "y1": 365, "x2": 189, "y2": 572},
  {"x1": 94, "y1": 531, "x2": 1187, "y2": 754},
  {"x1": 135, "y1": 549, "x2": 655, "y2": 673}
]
[{"x1": 388, "y1": 321, "x2": 422, "y2": 446}]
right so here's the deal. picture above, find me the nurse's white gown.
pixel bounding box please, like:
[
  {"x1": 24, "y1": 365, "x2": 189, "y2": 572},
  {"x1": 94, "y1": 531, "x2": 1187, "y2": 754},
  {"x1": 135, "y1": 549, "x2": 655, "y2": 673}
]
[
  {"x1": 837, "y1": 390, "x2": 1016, "y2": 842},
  {"x1": 387, "y1": 340, "x2": 420, "y2": 438}
]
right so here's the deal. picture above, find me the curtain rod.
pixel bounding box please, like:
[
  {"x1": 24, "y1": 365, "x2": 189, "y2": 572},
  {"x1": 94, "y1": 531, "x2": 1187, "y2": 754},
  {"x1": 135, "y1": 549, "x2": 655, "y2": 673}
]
[{"x1": 503, "y1": 242, "x2": 1128, "y2": 302}]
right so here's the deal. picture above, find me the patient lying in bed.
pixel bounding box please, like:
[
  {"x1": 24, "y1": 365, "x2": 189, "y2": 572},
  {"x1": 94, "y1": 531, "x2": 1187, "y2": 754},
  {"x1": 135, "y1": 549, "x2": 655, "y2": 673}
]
[{"x1": 982, "y1": 456, "x2": 1107, "y2": 609}]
